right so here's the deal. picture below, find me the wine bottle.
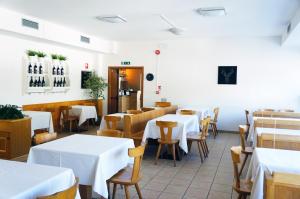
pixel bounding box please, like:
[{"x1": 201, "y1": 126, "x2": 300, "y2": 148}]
[
  {"x1": 33, "y1": 63, "x2": 38, "y2": 74},
  {"x1": 37, "y1": 77, "x2": 41, "y2": 87},
  {"x1": 52, "y1": 65, "x2": 56, "y2": 75},
  {"x1": 39, "y1": 63, "x2": 43, "y2": 74},
  {"x1": 53, "y1": 77, "x2": 57, "y2": 87},
  {"x1": 28, "y1": 63, "x2": 32, "y2": 74},
  {"x1": 33, "y1": 77, "x2": 37, "y2": 87},
  {"x1": 56, "y1": 66, "x2": 60, "y2": 75},
  {"x1": 61, "y1": 67, "x2": 64, "y2": 75},
  {"x1": 41, "y1": 77, "x2": 45, "y2": 87},
  {"x1": 29, "y1": 77, "x2": 33, "y2": 87},
  {"x1": 58, "y1": 78, "x2": 62, "y2": 87},
  {"x1": 63, "y1": 77, "x2": 66, "y2": 87}
]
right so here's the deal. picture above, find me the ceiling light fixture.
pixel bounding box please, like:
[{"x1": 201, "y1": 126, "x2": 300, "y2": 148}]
[
  {"x1": 160, "y1": 14, "x2": 185, "y2": 35},
  {"x1": 96, "y1": 15, "x2": 127, "y2": 23},
  {"x1": 196, "y1": 7, "x2": 226, "y2": 17}
]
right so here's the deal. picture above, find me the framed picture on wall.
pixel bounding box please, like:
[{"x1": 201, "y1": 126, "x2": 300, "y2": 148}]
[{"x1": 218, "y1": 66, "x2": 237, "y2": 85}]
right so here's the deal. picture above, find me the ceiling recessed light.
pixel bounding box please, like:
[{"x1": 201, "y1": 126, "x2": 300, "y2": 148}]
[
  {"x1": 196, "y1": 7, "x2": 226, "y2": 17},
  {"x1": 96, "y1": 15, "x2": 127, "y2": 23}
]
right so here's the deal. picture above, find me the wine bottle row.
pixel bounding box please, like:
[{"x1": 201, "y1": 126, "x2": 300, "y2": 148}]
[
  {"x1": 29, "y1": 77, "x2": 46, "y2": 87},
  {"x1": 53, "y1": 77, "x2": 67, "y2": 87},
  {"x1": 28, "y1": 62, "x2": 44, "y2": 74},
  {"x1": 52, "y1": 65, "x2": 65, "y2": 75}
]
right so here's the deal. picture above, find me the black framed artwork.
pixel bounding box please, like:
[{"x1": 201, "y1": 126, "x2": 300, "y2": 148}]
[
  {"x1": 81, "y1": 71, "x2": 92, "y2": 89},
  {"x1": 218, "y1": 66, "x2": 237, "y2": 85}
]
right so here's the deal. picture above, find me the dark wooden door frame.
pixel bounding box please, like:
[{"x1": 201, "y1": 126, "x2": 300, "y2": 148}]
[{"x1": 107, "y1": 66, "x2": 144, "y2": 114}]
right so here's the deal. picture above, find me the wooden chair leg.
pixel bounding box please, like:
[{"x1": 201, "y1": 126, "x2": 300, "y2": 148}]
[
  {"x1": 124, "y1": 185, "x2": 130, "y2": 199},
  {"x1": 112, "y1": 183, "x2": 117, "y2": 199},
  {"x1": 69, "y1": 120, "x2": 72, "y2": 132},
  {"x1": 155, "y1": 143, "x2": 162, "y2": 165},
  {"x1": 172, "y1": 144, "x2": 176, "y2": 167},
  {"x1": 200, "y1": 141, "x2": 207, "y2": 158},
  {"x1": 135, "y1": 183, "x2": 142, "y2": 199},
  {"x1": 187, "y1": 140, "x2": 192, "y2": 152},
  {"x1": 176, "y1": 143, "x2": 181, "y2": 160},
  {"x1": 204, "y1": 141, "x2": 209, "y2": 154},
  {"x1": 239, "y1": 153, "x2": 249, "y2": 177},
  {"x1": 215, "y1": 124, "x2": 219, "y2": 136},
  {"x1": 238, "y1": 194, "x2": 242, "y2": 199},
  {"x1": 197, "y1": 141, "x2": 204, "y2": 163},
  {"x1": 210, "y1": 124, "x2": 216, "y2": 138},
  {"x1": 106, "y1": 181, "x2": 110, "y2": 199}
]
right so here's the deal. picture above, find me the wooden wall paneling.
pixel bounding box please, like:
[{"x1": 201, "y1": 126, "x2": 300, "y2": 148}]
[{"x1": 253, "y1": 111, "x2": 300, "y2": 119}]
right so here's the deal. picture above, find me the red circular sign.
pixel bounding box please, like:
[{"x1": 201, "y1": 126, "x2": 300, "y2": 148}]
[{"x1": 155, "y1": 50, "x2": 160, "y2": 55}]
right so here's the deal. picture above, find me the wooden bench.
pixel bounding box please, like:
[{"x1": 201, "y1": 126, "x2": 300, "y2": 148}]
[
  {"x1": 258, "y1": 133, "x2": 300, "y2": 151},
  {"x1": 253, "y1": 111, "x2": 300, "y2": 119}
]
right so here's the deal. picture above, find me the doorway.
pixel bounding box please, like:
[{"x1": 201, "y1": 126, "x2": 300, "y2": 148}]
[{"x1": 107, "y1": 66, "x2": 144, "y2": 114}]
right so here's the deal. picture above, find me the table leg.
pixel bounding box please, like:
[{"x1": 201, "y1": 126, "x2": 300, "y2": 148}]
[{"x1": 79, "y1": 184, "x2": 92, "y2": 199}]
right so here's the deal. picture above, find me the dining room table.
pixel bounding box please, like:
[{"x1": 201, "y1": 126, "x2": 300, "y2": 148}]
[
  {"x1": 176, "y1": 107, "x2": 209, "y2": 121},
  {"x1": 99, "y1": 112, "x2": 133, "y2": 130},
  {"x1": 246, "y1": 147, "x2": 300, "y2": 199},
  {"x1": 0, "y1": 159, "x2": 79, "y2": 199},
  {"x1": 27, "y1": 134, "x2": 134, "y2": 198},
  {"x1": 142, "y1": 114, "x2": 199, "y2": 153},
  {"x1": 69, "y1": 105, "x2": 98, "y2": 126},
  {"x1": 22, "y1": 110, "x2": 54, "y2": 137}
]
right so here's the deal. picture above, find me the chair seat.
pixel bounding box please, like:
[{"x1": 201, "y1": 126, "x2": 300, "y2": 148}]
[
  {"x1": 186, "y1": 132, "x2": 205, "y2": 141},
  {"x1": 158, "y1": 139, "x2": 179, "y2": 144},
  {"x1": 110, "y1": 166, "x2": 140, "y2": 185},
  {"x1": 242, "y1": 146, "x2": 253, "y2": 154},
  {"x1": 232, "y1": 179, "x2": 252, "y2": 194}
]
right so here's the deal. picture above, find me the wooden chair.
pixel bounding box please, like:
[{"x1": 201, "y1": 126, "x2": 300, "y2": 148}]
[
  {"x1": 265, "y1": 172, "x2": 300, "y2": 199},
  {"x1": 187, "y1": 117, "x2": 211, "y2": 162},
  {"x1": 180, "y1": 109, "x2": 196, "y2": 115},
  {"x1": 37, "y1": 177, "x2": 79, "y2": 199},
  {"x1": 141, "y1": 107, "x2": 155, "y2": 112},
  {"x1": 155, "y1": 102, "x2": 171, "y2": 107},
  {"x1": 238, "y1": 125, "x2": 253, "y2": 176},
  {"x1": 155, "y1": 121, "x2": 180, "y2": 167},
  {"x1": 97, "y1": 129, "x2": 124, "y2": 138},
  {"x1": 60, "y1": 106, "x2": 79, "y2": 132},
  {"x1": 104, "y1": 115, "x2": 121, "y2": 130},
  {"x1": 33, "y1": 132, "x2": 57, "y2": 145},
  {"x1": 244, "y1": 110, "x2": 250, "y2": 139},
  {"x1": 230, "y1": 146, "x2": 252, "y2": 199},
  {"x1": 209, "y1": 107, "x2": 220, "y2": 138},
  {"x1": 108, "y1": 145, "x2": 145, "y2": 199},
  {"x1": 127, "y1": 110, "x2": 143, "y2": 114},
  {"x1": 279, "y1": 109, "x2": 295, "y2": 112}
]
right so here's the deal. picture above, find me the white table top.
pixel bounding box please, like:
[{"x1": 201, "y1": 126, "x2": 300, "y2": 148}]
[
  {"x1": 28, "y1": 134, "x2": 134, "y2": 198},
  {"x1": 22, "y1": 111, "x2": 54, "y2": 137},
  {"x1": 70, "y1": 105, "x2": 98, "y2": 126},
  {"x1": 142, "y1": 114, "x2": 199, "y2": 152},
  {"x1": 246, "y1": 148, "x2": 300, "y2": 199},
  {"x1": 0, "y1": 159, "x2": 79, "y2": 199}
]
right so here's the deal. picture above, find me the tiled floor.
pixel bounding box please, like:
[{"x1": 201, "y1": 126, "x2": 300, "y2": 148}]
[{"x1": 22, "y1": 127, "x2": 244, "y2": 199}]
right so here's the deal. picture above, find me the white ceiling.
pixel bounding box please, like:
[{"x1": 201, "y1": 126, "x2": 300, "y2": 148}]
[{"x1": 0, "y1": 0, "x2": 299, "y2": 41}]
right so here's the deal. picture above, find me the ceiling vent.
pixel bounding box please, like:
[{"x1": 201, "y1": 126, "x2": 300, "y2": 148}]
[
  {"x1": 196, "y1": 7, "x2": 226, "y2": 17},
  {"x1": 80, "y1": 35, "x2": 90, "y2": 44},
  {"x1": 96, "y1": 15, "x2": 127, "y2": 23},
  {"x1": 160, "y1": 14, "x2": 185, "y2": 35},
  {"x1": 22, "y1": 18, "x2": 39, "y2": 30}
]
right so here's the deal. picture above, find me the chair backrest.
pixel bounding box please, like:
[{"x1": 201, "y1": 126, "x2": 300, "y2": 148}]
[
  {"x1": 37, "y1": 177, "x2": 79, "y2": 199},
  {"x1": 239, "y1": 125, "x2": 248, "y2": 151},
  {"x1": 104, "y1": 115, "x2": 121, "y2": 130},
  {"x1": 60, "y1": 106, "x2": 71, "y2": 121},
  {"x1": 259, "y1": 133, "x2": 300, "y2": 151},
  {"x1": 245, "y1": 110, "x2": 250, "y2": 126},
  {"x1": 156, "y1": 121, "x2": 177, "y2": 142},
  {"x1": 200, "y1": 117, "x2": 211, "y2": 138},
  {"x1": 213, "y1": 107, "x2": 220, "y2": 122},
  {"x1": 155, "y1": 102, "x2": 171, "y2": 107},
  {"x1": 141, "y1": 107, "x2": 155, "y2": 112},
  {"x1": 127, "y1": 110, "x2": 143, "y2": 114},
  {"x1": 97, "y1": 129, "x2": 124, "y2": 138},
  {"x1": 231, "y1": 146, "x2": 241, "y2": 188},
  {"x1": 279, "y1": 109, "x2": 295, "y2": 113},
  {"x1": 265, "y1": 172, "x2": 300, "y2": 199},
  {"x1": 34, "y1": 132, "x2": 57, "y2": 145},
  {"x1": 180, "y1": 109, "x2": 195, "y2": 115},
  {"x1": 128, "y1": 144, "x2": 145, "y2": 183}
]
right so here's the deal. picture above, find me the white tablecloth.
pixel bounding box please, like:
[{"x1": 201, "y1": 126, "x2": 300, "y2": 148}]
[
  {"x1": 176, "y1": 107, "x2": 209, "y2": 121},
  {"x1": 22, "y1": 111, "x2": 54, "y2": 137},
  {"x1": 247, "y1": 116, "x2": 300, "y2": 142},
  {"x1": 246, "y1": 148, "x2": 300, "y2": 199},
  {"x1": 142, "y1": 114, "x2": 199, "y2": 153},
  {"x1": 0, "y1": 159, "x2": 79, "y2": 199},
  {"x1": 70, "y1": 105, "x2": 98, "y2": 126},
  {"x1": 253, "y1": 127, "x2": 300, "y2": 146},
  {"x1": 99, "y1": 113, "x2": 133, "y2": 130},
  {"x1": 27, "y1": 134, "x2": 134, "y2": 198}
]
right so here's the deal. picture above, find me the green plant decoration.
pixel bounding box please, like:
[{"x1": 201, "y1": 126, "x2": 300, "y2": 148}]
[
  {"x1": 0, "y1": 105, "x2": 24, "y2": 120},
  {"x1": 27, "y1": 50, "x2": 37, "y2": 57},
  {"x1": 37, "y1": 51, "x2": 46, "y2": 58},
  {"x1": 58, "y1": 55, "x2": 67, "y2": 61},
  {"x1": 51, "y1": 54, "x2": 58, "y2": 60},
  {"x1": 84, "y1": 71, "x2": 108, "y2": 100}
]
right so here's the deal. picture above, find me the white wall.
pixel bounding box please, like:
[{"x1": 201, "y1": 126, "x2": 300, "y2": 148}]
[{"x1": 103, "y1": 37, "x2": 300, "y2": 131}]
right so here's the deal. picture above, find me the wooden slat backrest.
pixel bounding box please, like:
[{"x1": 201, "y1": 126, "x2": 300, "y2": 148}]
[
  {"x1": 245, "y1": 110, "x2": 250, "y2": 126},
  {"x1": 265, "y1": 172, "x2": 300, "y2": 199},
  {"x1": 231, "y1": 146, "x2": 242, "y2": 188},
  {"x1": 180, "y1": 110, "x2": 196, "y2": 115},
  {"x1": 60, "y1": 106, "x2": 71, "y2": 121},
  {"x1": 104, "y1": 116, "x2": 121, "y2": 130},
  {"x1": 213, "y1": 107, "x2": 220, "y2": 122},
  {"x1": 128, "y1": 145, "x2": 145, "y2": 183},
  {"x1": 97, "y1": 129, "x2": 124, "y2": 138},
  {"x1": 239, "y1": 125, "x2": 248, "y2": 151},
  {"x1": 200, "y1": 117, "x2": 211, "y2": 139},
  {"x1": 259, "y1": 133, "x2": 300, "y2": 151},
  {"x1": 156, "y1": 121, "x2": 177, "y2": 142},
  {"x1": 155, "y1": 102, "x2": 171, "y2": 107},
  {"x1": 254, "y1": 119, "x2": 300, "y2": 130},
  {"x1": 253, "y1": 111, "x2": 300, "y2": 119}
]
